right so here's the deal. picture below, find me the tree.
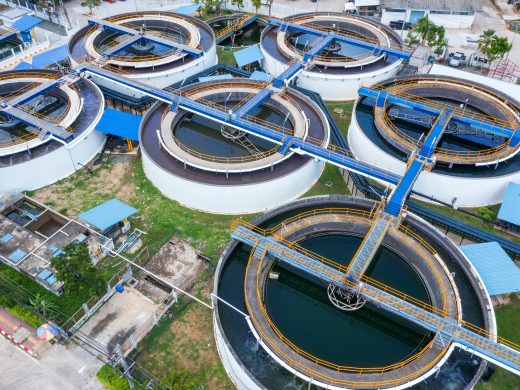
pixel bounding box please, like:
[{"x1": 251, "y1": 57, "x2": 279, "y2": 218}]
[
  {"x1": 264, "y1": 0, "x2": 274, "y2": 16},
  {"x1": 478, "y1": 29, "x2": 497, "y2": 62},
  {"x1": 252, "y1": 0, "x2": 262, "y2": 13},
  {"x1": 231, "y1": 0, "x2": 244, "y2": 12},
  {"x1": 487, "y1": 36, "x2": 513, "y2": 62},
  {"x1": 51, "y1": 242, "x2": 105, "y2": 297},
  {"x1": 406, "y1": 16, "x2": 448, "y2": 54},
  {"x1": 83, "y1": 0, "x2": 101, "y2": 15}
]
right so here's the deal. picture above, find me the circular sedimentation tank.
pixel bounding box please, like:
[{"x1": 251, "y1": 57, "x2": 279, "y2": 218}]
[
  {"x1": 68, "y1": 11, "x2": 217, "y2": 96},
  {"x1": 348, "y1": 75, "x2": 520, "y2": 206},
  {"x1": 0, "y1": 69, "x2": 105, "y2": 195},
  {"x1": 139, "y1": 79, "x2": 330, "y2": 214},
  {"x1": 213, "y1": 196, "x2": 495, "y2": 389},
  {"x1": 260, "y1": 12, "x2": 406, "y2": 100}
]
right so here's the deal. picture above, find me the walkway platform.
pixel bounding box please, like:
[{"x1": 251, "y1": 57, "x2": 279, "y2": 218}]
[
  {"x1": 234, "y1": 86, "x2": 274, "y2": 117},
  {"x1": 346, "y1": 213, "x2": 393, "y2": 280},
  {"x1": 0, "y1": 103, "x2": 72, "y2": 141},
  {"x1": 215, "y1": 13, "x2": 258, "y2": 44}
]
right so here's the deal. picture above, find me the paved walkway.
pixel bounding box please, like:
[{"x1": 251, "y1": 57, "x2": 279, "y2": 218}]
[
  {"x1": 0, "y1": 336, "x2": 102, "y2": 390},
  {"x1": 0, "y1": 307, "x2": 45, "y2": 354}
]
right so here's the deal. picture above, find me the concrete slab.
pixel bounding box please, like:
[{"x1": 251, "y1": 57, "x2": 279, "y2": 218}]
[
  {"x1": 79, "y1": 287, "x2": 158, "y2": 354},
  {"x1": 136, "y1": 236, "x2": 207, "y2": 302}
]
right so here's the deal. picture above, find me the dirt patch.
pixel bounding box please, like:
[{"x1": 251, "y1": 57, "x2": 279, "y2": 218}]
[
  {"x1": 136, "y1": 237, "x2": 208, "y2": 302},
  {"x1": 33, "y1": 155, "x2": 136, "y2": 217}
]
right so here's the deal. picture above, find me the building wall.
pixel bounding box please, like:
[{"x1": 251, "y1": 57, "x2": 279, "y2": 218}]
[
  {"x1": 141, "y1": 152, "x2": 325, "y2": 214},
  {"x1": 347, "y1": 101, "x2": 520, "y2": 206},
  {"x1": 381, "y1": 9, "x2": 474, "y2": 29},
  {"x1": 261, "y1": 46, "x2": 403, "y2": 100}
]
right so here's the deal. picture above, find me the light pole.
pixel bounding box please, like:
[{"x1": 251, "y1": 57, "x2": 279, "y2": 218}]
[{"x1": 505, "y1": 22, "x2": 518, "y2": 61}]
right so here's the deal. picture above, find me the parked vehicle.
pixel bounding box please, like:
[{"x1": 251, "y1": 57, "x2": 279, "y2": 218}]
[
  {"x1": 389, "y1": 20, "x2": 412, "y2": 30},
  {"x1": 448, "y1": 52, "x2": 467, "y2": 67}
]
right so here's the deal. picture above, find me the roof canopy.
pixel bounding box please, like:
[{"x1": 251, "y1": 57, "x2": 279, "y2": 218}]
[
  {"x1": 13, "y1": 61, "x2": 34, "y2": 70},
  {"x1": 380, "y1": 0, "x2": 480, "y2": 11},
  {"x1": 96, "y1": 108, "x2": 142, "y2": 141},
  {"x1": 175, "y1": 3, "x2": 201, "y2": 15},
  {"x1": 498, "y1": 182, "x2": 520, "y2": 226},
  {"x1": 233, "y1": 44, "x2": 264, "y2": 67},
  {"x1": 31, "y1": 44, "x2": 68, "y2": 68},
  {"x1": 459, "y1": 242, "x2": 520, "y2": 296},
  {"x1": 79, "y1": 199, "x2": 138, "y2": 231},
  {"x1": 249, "y1": 70, "x2": 272, "y2": 81},
  {"x1": 11, "y1": 15, "x2": 41, "y2": 32},
  {"x1": 198, "y1": 74, "x2": 233, "y2": 82}
]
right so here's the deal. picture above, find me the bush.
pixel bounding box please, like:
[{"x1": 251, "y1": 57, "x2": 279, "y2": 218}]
[
  {"x1": 0, "y1": 293, "x2": 43, "y2": 328},
  {"x1": 96, "y1": 365, "x2": 131, "y2": 390}
]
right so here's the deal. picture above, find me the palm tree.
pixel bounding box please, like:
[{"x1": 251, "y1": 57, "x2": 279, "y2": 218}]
[{"x1": 478, "y1": 29, "x2": 497, "y2": 67}]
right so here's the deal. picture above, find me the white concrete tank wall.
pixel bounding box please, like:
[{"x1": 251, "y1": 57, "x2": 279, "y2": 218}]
[
  {"x1": 347, "y1": 102, "x2": 520, "y2": 206},
  {"x1": 0, "y1": 129, "x2": 106, "y2": 195},
  {"x1": 261, "y1": 47, "x2": 403, "y2": 101},
  {"x1": 213, "y1": 316, "x2": 263, "y2": 390},
  {"x1": 141, "y1": 151, "x2": 325, "y2": 214},
  {"x1": 75, "y1": 45, "x2": 218, "y2": 99}
]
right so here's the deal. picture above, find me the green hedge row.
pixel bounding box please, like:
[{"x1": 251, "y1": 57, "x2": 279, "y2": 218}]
[{"x1": 96, "y1": 365, "x2": 131, "y2": 390}]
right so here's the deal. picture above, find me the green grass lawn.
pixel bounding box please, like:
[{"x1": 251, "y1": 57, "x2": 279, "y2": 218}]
[
  {"x1": 410, "y1": 199, "x2": 520, "y2": 244},
  {"x1": 475, "y1": 296, "x2": 520, "y2": 390},
  {"x1": 325, "y1": 101, "x2": 355, "y2": 141},
  {"x1": 216, "y1": 47, "x2": 237, "y2": 66},
  {"x1": 304, "y1": 164, "x2": 350, "y2": 197}
]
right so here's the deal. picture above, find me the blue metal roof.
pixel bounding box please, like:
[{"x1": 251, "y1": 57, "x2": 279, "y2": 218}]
[
  {"x1": 11, "y1": 15, "x2": 41, "y2": 32},
  {"x1": 31, "y1": 44, "x2": 68, "y2": 68},
  {"x1": 498, "y1": 182, "x2": 520, "y2": 226},
  {"x1": 13, "y1": 61, "x2": 34, "y2": 70},
  {"x1": 233, "y1": 44, "x2": 264, "y2": 67},
  {"x1": 459, "y1": 242, "x2": 520, "y2": 296},
  {"x1": 96, "y1": 108, "x2": 142, "y2": 141},
  {"x1": 79, "y1": 199, "x2": 138, "y2": 231},
  {"x1": 198, "y1": 74, "x2": 233, "y2": 82},
  {"x1": 249, "y1": 70, "x2": 271, "y2": 81},
  {"x1": 175, "y1": 3, "x2": 201, "y2": 15}
]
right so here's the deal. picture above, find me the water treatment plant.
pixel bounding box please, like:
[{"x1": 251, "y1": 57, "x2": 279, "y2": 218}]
[{"x1": 0, "y1": 3, "x2": 519, "y2": 390}]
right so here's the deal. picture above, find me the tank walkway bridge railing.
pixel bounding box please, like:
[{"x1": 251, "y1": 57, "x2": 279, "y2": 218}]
[
  {"x1": 87, "y1": 18, "x2": 203, "y2": 59},
  {"x1": 358, "y1": 86, "x2": 520, "y2": 148},
  {"x1": 345, "y1": 212, "x2": 393, "y2": 280},
  {"x1": 215, "y1": 13, "x2": 259, "y2": 44},
  {"x1": 0, "y1": 70, "x2": 80, "y2": 142},
  {"x1": 0, "y1": 26, "x2": 18, "y2": 44},
  {"x1": 79, "y1": 64, "x2": 401, "y2": 185},
  {"x1": 230, "y1": 222, "x2": 520, "y2": 376},
  {"x1": 346, "y1": 108, "x2": 449, "y2": 278},
  {"x1": 268, "y1": 18, "x2": 412, "y2": 60}
]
